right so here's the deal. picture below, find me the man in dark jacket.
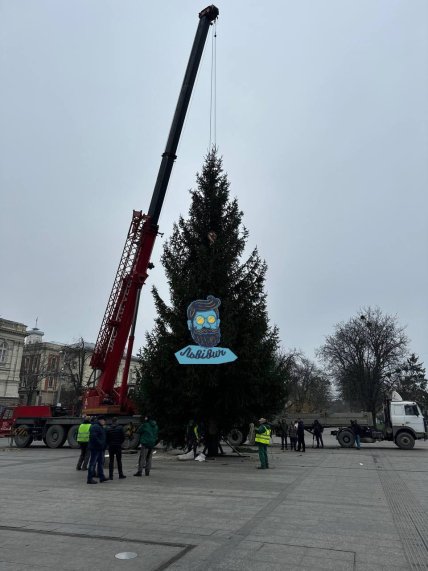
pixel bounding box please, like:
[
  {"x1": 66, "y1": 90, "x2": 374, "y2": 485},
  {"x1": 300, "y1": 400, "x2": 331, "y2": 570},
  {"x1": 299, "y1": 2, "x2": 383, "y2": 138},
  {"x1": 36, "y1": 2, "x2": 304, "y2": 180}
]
[
  {"x1": 351, "y1": 420, "x2": 362, "y2": 450},
  {"x1": 106, "y1": 417, "x2": 126, "y2": 480},
  {"x1": 312, "y1": 419, "x2": 324, "y2": 448},
  {"x1": 87, "y1": 416, "x2": 108, "y2": 484},
  {"x1": 134, "y1": 416, "x2": 159, "y2": 477},
  {"x1": 278, "y1": 418, "x2": 289, "y2": 451},
  {"x1": 288, "y1": 422, "x2": 298, "y2": 451},
  {"x1": 296, "y1": 419, "x2": 306, "y2": 452}
]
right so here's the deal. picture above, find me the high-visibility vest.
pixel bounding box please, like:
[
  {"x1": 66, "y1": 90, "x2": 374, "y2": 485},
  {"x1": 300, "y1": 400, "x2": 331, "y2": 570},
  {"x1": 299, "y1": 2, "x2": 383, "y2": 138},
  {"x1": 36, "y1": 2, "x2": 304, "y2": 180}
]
[
  {"x1": 77, "y1": 423, "x2": 91, "y2": 443},
  {"x1": 255, "y1": 425, "x2": 271, "y2": 445}
]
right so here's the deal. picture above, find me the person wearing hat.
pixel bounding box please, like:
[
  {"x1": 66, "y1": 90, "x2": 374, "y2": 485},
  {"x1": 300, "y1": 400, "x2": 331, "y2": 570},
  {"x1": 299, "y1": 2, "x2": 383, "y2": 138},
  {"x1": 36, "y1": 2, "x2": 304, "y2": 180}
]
[
  {"x1": 255, "y1": 417, "x2": 272, "y2": 469},
  {"x1": 87, "y1": 416, "x2": 108, "y2": 484}
]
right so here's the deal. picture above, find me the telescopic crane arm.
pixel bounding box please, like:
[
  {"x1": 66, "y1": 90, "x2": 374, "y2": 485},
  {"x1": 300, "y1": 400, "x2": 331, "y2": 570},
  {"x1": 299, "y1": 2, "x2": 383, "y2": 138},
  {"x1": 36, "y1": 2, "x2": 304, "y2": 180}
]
[{"x1": 85, "y1": 5, "x2": 219, "y2": 414}]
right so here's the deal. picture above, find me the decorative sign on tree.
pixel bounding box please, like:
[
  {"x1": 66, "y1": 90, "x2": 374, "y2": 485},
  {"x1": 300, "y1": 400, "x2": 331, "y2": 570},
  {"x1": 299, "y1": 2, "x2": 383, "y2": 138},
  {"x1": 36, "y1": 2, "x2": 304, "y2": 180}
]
[{"x1": 175, "y1": 295, "x2": 237, "y2": 364}]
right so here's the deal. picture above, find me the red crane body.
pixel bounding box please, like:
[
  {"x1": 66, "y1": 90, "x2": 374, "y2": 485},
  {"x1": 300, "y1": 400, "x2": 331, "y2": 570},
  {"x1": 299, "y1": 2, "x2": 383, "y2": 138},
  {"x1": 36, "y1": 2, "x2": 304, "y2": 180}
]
[{"x1": 85, "y1": 5, "x2": 219, "y2": 415}]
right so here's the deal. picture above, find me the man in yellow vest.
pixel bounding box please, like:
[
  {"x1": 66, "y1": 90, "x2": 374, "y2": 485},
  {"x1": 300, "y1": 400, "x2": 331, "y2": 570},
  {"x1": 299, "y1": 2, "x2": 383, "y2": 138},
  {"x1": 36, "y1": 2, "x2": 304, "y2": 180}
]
[
  {"x1": 255, "y1": 417, "x2": 271, "y2": 469},
  {"x1": 76, "y1": 416, "x2": 91, "y2": 470}
]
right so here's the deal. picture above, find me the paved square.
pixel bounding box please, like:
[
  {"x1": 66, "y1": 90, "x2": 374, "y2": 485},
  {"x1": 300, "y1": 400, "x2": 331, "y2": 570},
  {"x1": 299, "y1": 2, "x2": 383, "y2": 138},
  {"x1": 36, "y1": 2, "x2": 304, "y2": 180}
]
[{"x1": 0, "y1": 434, "x2": 427, "y2": 570}]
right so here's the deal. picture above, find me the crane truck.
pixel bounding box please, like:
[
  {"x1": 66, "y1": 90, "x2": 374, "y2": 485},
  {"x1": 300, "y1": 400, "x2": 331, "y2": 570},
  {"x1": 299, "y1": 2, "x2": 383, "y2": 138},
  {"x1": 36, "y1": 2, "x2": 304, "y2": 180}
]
[{"x1": 0, "y1": 5, "x2": 220, "y2": 449}]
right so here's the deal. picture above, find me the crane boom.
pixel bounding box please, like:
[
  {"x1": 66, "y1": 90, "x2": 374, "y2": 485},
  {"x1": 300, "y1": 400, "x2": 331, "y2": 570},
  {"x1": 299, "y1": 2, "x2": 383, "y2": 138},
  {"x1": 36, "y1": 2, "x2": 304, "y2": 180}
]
[{"x1": 86, "y1": 5, "x2": 219, "y2": 414}]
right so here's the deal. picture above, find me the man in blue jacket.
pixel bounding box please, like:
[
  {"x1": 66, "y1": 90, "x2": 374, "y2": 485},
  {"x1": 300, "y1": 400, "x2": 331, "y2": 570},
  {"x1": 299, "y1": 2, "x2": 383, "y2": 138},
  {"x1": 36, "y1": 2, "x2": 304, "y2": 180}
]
[{"x1": 87, "y1": 416, "x2": 108, "y2": 484}]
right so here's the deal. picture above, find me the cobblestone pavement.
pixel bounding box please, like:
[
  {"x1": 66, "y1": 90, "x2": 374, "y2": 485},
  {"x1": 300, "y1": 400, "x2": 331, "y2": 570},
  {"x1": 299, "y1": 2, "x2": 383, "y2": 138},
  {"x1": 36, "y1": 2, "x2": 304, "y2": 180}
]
[{"x1": 0, "y1": 434, "x2": 427, "y2": 570}]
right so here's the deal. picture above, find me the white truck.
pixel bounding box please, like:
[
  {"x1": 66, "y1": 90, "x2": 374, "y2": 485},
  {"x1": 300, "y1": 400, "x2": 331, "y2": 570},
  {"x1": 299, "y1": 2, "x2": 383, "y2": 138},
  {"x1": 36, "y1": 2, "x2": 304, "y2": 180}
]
[{"x1": 279, "y1": 392, "x2": 427, "y2": 450}]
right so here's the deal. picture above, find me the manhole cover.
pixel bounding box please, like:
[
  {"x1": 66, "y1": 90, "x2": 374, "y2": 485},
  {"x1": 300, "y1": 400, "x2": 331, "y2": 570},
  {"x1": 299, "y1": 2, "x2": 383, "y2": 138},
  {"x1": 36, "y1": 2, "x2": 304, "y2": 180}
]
[{"x1": 115, "y1": 552, "x2": 138, "y2": 560}]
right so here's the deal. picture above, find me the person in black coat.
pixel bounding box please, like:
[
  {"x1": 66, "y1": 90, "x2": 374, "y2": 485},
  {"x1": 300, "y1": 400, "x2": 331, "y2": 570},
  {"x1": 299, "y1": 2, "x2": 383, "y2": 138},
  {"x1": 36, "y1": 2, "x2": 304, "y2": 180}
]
[
  {"x1": 296, "y1": 419, "x2": 306, "y2": 452},
  {"x1": 312, "y1": 419, "x2": 324, "y2": 448},
  {"x1": 278, "y1": 418, "x2": 289, "y2": 451},
  {"x1": 351, "y1": 420, "x2": 362, "y2": 450},
  {"x1": 106, "y1": 417, "x2": 126, "y2": 480},
  {"x1": 87, "y1": 417, "x2": 108, "y2": 484}
]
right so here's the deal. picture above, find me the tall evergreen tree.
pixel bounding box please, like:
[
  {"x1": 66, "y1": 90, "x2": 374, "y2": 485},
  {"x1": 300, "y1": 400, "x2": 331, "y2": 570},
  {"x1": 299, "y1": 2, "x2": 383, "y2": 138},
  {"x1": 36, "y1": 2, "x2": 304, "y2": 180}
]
[{"x1": 136, "y1": 151, "x2": 287, "y2": 445}]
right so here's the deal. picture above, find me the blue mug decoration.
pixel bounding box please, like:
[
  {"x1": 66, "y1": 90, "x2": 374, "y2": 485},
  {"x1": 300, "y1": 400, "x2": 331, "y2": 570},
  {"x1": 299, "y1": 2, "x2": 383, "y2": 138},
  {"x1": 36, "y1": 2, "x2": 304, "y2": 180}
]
[{"x1": 175, "y1": 295, "x2": 237, "y2": 365}]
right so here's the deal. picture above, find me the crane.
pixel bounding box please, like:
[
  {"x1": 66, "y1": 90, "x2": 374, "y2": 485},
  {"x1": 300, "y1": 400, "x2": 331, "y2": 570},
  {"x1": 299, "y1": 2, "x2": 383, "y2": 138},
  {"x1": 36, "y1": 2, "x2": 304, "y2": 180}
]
[{"x1": 84, "y1": 5, "x2": 219, "y2": 415}]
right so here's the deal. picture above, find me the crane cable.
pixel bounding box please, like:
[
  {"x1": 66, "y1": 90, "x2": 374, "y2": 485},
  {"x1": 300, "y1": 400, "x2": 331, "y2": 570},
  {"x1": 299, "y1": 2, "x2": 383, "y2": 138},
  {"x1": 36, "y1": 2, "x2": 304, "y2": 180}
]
[{"x1": 209, "y1": 20, "x2": 217, "y2": 150}]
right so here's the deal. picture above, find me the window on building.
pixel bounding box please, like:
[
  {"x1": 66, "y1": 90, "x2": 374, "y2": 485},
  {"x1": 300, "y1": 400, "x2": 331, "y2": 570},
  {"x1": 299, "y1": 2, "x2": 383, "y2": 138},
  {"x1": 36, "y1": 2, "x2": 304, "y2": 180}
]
[
  {"x1": 130, "y1": 368, "x2": 138, "y2": 383},
  {"x1": 46, "y1": 354, "x2": 59, "y2": 390},
  {"x1": 0, "y1": 341, "x2": 8, "y2": 364},
  {"x1": 23, "y1": 356, "x2": 31, "y2": 372},
  {"x1": 31, "y1": 355, "x2": 40, "y2": 373}
]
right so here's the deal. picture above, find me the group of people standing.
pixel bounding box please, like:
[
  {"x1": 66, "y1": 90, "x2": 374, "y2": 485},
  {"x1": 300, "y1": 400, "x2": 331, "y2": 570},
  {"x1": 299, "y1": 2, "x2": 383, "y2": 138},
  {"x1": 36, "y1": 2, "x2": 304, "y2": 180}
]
[
  {"x1": 76, "y1": 414, "x2": 362, "y2": 480},
  {"x1": 76, "y1": 415, "x2": 158, "y2": 484},
  {"x1": 276, "y1": 418, "x2": 324, "y2": 452},
  {"x1": 184, "y1": 420, "x2": 225, "y2": 458}
]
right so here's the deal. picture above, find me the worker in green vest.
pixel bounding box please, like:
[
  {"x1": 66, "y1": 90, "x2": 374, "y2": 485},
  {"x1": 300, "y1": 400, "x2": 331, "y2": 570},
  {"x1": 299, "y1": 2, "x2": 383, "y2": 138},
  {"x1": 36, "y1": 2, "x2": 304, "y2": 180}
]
[
  {"x1": 185, "y1": 420, "x2": 200, "y2": 458},
  {"x1": 255, "y1": 417, "x2": 271, "y2": 469},
  {"x1": 76, "y1": 416, "x2": 91, "y2": 470}
]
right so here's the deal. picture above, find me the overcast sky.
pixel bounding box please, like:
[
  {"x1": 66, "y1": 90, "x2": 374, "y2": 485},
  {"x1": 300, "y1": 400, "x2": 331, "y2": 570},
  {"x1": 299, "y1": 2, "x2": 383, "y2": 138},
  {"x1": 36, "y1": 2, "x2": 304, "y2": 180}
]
[{"x1": 1, "y1": 1, "x2": 427, "y2": 369}]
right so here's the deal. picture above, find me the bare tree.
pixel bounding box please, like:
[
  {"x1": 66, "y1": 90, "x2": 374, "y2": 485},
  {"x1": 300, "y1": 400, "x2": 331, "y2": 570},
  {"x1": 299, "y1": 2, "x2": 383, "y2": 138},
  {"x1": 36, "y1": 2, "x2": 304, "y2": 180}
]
[
  {"x1": 318, "y1": 307, "x2": 409, "y2": 425},
  {"x1": 274, "y1": 349, "x2": 300, "y2": 406},
  {"x1": 287, "y1": 355, "x2": 332, "y2": 413},
  {"x1": 60, "y1": 338, "x2": 93, "y2": 414},
  {"x1": 19, "y1": 343, "x2": 49, "y2": 405}
]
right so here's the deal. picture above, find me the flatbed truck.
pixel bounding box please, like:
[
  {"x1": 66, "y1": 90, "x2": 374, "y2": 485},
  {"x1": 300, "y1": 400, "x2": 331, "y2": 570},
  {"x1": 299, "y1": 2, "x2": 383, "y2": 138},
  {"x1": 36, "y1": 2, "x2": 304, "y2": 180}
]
[{"x1": 277, "y1": 394, "x2": 427, "y2": 450}]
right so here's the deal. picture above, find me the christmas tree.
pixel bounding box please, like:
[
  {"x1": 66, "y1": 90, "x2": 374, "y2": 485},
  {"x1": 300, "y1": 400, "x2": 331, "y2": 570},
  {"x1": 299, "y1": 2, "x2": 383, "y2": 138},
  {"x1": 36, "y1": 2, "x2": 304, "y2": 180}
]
[{"x1": 136, "y1": 150, "x2": 287, "y2": 449}]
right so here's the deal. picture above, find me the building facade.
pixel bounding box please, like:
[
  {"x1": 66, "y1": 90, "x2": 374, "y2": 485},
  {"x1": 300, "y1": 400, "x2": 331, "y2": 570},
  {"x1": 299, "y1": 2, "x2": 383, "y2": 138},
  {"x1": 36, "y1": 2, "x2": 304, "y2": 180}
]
[
  {"x1": 19, "y1": 328, "x2": 139, "y2": 411},
  {"x1": 0, "y1": 318, "x2": 27, "y2": 406}
]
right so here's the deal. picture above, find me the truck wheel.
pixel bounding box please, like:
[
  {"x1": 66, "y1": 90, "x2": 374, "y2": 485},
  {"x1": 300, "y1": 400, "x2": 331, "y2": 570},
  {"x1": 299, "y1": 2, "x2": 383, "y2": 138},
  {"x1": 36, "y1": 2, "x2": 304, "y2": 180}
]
[
  {"x1": 14, "y1": 425, "x2": 33, "y2": 448},
  {"x1": 227, "y1": 427, "x2": 246, "y2": 447},
  {"x1": 45, "y1": 425, "x2": 66, "y2": 449},
  {"x1": 337, "y1": 429, "x2": 355, "y2": 448},
  {"x1": 395, "y1": 432, "x2": 415, "y2": 450},
  {"x1": 122, "y1": 428, "x2": 139, "y2": 450},
  {"x1": 67, "y1": 425, "x2": 80, "y2": 449}
]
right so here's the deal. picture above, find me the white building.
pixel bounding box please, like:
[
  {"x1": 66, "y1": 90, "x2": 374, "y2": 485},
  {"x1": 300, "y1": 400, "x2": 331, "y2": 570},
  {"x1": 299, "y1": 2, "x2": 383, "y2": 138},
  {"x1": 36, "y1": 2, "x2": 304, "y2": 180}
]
[{"x1": 0, "y1": 318, "x2": 27, "y2": 406}]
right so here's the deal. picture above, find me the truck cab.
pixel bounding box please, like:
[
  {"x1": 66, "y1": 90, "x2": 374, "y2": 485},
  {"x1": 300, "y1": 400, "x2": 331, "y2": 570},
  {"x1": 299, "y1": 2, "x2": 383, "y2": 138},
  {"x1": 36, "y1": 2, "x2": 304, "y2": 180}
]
[{"x1": 389, "y1": 400, "x2": 426, "y2": 449}]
